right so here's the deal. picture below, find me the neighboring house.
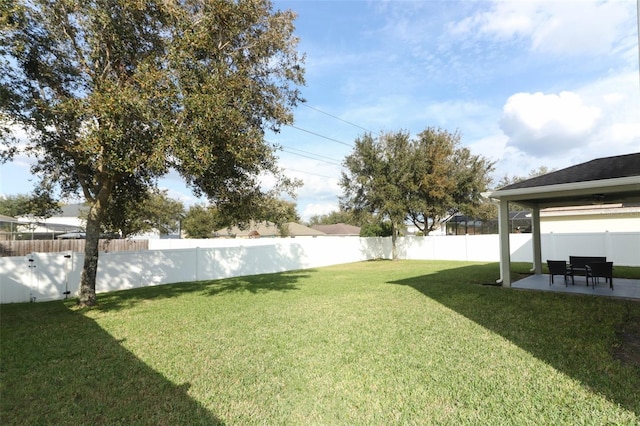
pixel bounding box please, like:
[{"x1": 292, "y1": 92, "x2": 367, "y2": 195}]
[
  {"x1": 14, "y1": 204, "x2": 86, "y2": 239},
  {"x1": 0, "y1": 214, "x2": 20, "y2": 241},
  {"x1": 442, "y1": 203, "x2": 640, "y2": 235},
  {"x1": 311, "y1": 223, "x2": 361, "y2": 236},
  {"x1": 14, "y1": 203, "x2": 172, "y2": 240},
  {"x1": 538, "y1": 203, "x2": 640, "y2": 233},
  {"x1": 444, "y1": 211, "x2": 530, "y2": 235},
  {"x1": 215, "y1": 221, "x2": 326, "y2": 238}
]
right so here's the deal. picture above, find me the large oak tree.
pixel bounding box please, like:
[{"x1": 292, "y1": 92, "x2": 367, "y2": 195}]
[
  {"x1": 1, "y1": 0, "x2": 305, "y2": 305},
  {"x1": 340, "y1": 128, "x2": 494, "y2": 257}
]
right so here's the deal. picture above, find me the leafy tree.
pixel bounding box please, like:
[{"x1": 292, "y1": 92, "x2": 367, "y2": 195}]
[
  {"x1": 340, "y1": 128, "x2": 493, "y2": 257},
  {"x1": 183, "y1": 205, "x2": 223, "y2": 239},
  {"x1": 359, "y1": 221, "x2": 393, "y2": 237},
  {"x1": 0, "y1": 194, "x2": 32, "y2": 218},
  {"x1": 407, "y1": 128, "x2": 494, "y2": 235},
  {"x1": 307, "y1": 209, "x2": 365, "y2": 227},
  {"x1": 1, "y1": 0, "x2": 304, "y2": 306},
  {"x1": 340, "y1": 131, "x2": 412, "y2": 257},
  {"x1": 96, "y1": 189, "x2": 184, "y2": 238},
  {"x1": 261, "y1": 199, "x2": 300, "y2": 225},
  {"x1": 0, "y1": 193, "x2": 60, "y2": 218}
]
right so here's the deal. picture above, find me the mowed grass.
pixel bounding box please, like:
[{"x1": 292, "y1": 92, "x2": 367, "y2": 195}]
[{"x1": 2, "y1": 260, "x2": 640, "y2": 425}]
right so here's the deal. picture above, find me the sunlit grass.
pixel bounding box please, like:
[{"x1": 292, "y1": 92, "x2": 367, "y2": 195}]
[{"x1": 2, "y1": 261, "x2": 639, "y2": 424}]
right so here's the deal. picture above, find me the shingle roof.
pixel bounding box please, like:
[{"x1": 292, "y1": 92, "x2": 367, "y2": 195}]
[
  {"x1": 501, "y1": 152, "x2": 640, "y2": 190},
  {"x1": 311, "y1": 223, "x2": 361, "y2": 236},
  {"x1": 0, "y1": 214, "x2": 18, "y2": 222},
  {"x1": 59, "y1": 203, "x2": 89, "y2": 218},
  {"x1": 215, "y1": 221, "x2": 326, "y2": 237}
]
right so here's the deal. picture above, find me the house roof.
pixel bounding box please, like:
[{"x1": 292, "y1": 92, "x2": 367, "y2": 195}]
[
  {"x1": 215, "y1": 222, "x2": 326, "y2": 238},
  {"x1": 501, "y1": 152, "x2": 640, "y2": 190},
  {"x1": 59, "y1": 203, "x2": 89, "y2": 218},
  {"x1": 487, "y1": 152, "x2": 640, "y2": 208},
  {"x1": 0, "y1": 214, "x2": 19, "y2": 223},
  {"x1": 311, "y1": 223, "x2": 361, "y2": 236}
]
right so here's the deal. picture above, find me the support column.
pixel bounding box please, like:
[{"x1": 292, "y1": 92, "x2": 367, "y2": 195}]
[
  {"x1": 531, "y1": 207, "x2": 542, "y2": 274},
  {"x1": 498, "y1": 200, "x2": 511, "y2": 287}
]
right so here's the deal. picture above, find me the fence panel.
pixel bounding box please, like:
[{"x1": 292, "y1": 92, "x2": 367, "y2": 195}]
[
  {"x1": 2, "y1": 233, "x2": 638, "y2": 304},
  {"x1": 0, "y1": 239, "x2": 148, "y2": 257}
]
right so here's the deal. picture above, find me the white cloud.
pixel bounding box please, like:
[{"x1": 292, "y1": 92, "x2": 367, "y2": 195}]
[
  {"x1": 490, "y1": 69, "x2": 639, "y2": 179},
  {"x1": 301, "y1": 202, "x2": 339, "y2": 221},
  {"x1": 448, "y1": 0, "x2": 635, "y2": 56},
  {"x1": 500, "y1": 91, "x2": 601, "y2": 156}
]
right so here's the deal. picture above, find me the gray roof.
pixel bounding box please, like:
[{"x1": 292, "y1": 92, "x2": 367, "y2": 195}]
[
  {"x1": 0, "y1": 214, "x2": 19, "y2": 223},
  {"x1": 488, "y1": 152, "x2": 640, "y2": 208},
  {"x1": 501, "y1": 152, "x2": 640, "y2": 190},
  {"x1": 215, "y1": 221, "x2": 326, "y2": 238},
  {"x1": 311, "y1": 223, "x2": 361, "y2": 236},
  {"x1": 59, "y1": 203, "x2": 89, "y2": 218}
]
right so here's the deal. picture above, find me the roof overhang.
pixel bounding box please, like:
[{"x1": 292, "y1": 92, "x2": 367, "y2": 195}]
[{"x1": 485, "y1": 176, "x2": 640, "y2": 209}]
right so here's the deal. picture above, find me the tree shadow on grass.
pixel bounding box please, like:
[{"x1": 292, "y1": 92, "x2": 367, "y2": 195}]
[
  {"x1": 388, "y1": 262, "x2": 640, "y2": 417},
  {"x1": 201, "y1": 269, "x2": 314, "y2": 297},
  {"x1": 0, "y1": 301, "x2": 224, "y2": 425},
  {"x1": 93, "y1": 269, "x2": 315, "y2": 313}
]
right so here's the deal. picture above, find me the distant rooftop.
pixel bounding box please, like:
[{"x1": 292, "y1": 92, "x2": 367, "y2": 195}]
[{"x1": 311, "y1": 223, "x2": 361, "y2": 236}]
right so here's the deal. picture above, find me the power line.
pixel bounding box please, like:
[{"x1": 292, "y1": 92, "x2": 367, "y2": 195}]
[
  {"x1": 301, "y1": 103, "x2": 374, "y2": 133},
  {"x1": 281, "y1": 146, "x2": 343, "y2": 166},
  {"x1": 284, "y1": 167, "x2": 340, "y2": 180},
  {"x1": 281, "y1": 149, "x2": 341, "y2": 166},
  {"x1": 289, "y1": 125, "x2": 353, "y2": 147}
]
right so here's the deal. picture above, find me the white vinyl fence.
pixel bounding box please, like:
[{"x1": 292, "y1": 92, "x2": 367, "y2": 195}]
[
  {"x1": 0, "y1": 237, "x2": 391, "y2": 304},
  {"x1": 1, "y1": 232, "x2": 638, "y2": 304}
]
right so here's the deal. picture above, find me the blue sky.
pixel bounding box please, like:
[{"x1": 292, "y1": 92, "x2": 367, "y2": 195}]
[{"x1": 1, "y1": 0, "x2": 639, "y2": 221}]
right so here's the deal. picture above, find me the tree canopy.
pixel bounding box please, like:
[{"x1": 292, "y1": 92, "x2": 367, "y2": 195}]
[
  {"x1": 0, "y1": 193, "x2": 60, "y2": 219},
  {"x1": 307, "y1": 209, "x2": 361, "y2": 227},
  {"x1": 0, "y1": 0, "x2": 305, "y2": 305},
  {"x1": 96, "y1": 189, "x2": 185, "y2": 238},
  {"x1": 182, "y1": 204, "x2": 223, "y2": 239},
  {"x1": 340, "y1": 128, "x2": 494, "y2": 255}
]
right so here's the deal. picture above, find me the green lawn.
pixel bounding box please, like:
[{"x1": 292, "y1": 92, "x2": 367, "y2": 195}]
[{"x1": 2, "y1": 260, "x2": 639, "y2": 425}]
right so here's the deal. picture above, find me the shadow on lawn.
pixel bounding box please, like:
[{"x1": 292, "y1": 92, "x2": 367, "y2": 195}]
[
  {"x1": 388, "y1": 263, "x2": 640, "y2": 416},
  {"x1": 0, "y1": 302, "x2": 224, "y2": 425},
  {"x1": 94, "y1": 269, "x2": 315, "y2": 313}
]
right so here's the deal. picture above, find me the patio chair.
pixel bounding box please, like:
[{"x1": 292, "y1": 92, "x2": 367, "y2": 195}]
[
  {"x1": 546, "y1": 260, "x2": 574, "y2": 286},
  {"x1": 586, "y1": 262, "x2": 613, "y2": 290}
]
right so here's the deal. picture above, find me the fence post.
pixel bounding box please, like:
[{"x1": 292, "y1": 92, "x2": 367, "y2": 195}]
[
  {"x1": 195, "y1": 247, "x2": 199, "y2": 282},
  {"x1": 63, "y1": 251, "x2": 72, "y2": 299},
  {"x1": 27, "y1": 254, "x2": 37, "y2": 302},
  {"x1": 549, "y1": 232, "x2": 556, "y2": 260},
  {"x1": 465, "y1": 233, "x2": 469, "y2": 261}
]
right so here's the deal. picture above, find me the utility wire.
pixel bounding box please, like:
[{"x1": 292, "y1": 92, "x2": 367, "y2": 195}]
[
  {"x1": 281, "y1": 146, "x2": 343, "y2": 166},
  {"x1": 285, "y1": 167, "x2": 340, "y2": 180},
  {"x1": 289, "y1": 125, "x2": 353, "y2": 147},
  {"x1": 269, "y1": 140, "x2": 344, "y2": 166},
  {"x1": 281, "y1": 149, "x2": 342, "y2": 166},
  {"x1": 302, "y1": 103, "x2": 374, "y2": 133}
]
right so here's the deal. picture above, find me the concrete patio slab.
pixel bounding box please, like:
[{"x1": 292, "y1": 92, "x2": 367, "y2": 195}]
[{"x1": 512, "y1": 274, "x2": 640, "y2": 300}]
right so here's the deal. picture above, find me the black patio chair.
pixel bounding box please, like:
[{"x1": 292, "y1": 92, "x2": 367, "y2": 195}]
[
  {"x1": 586, "y1": 262, "x2": 613, "y2": 290},
  {"x1": 546, "y1": 260, "x2": 574, "y2": 286}
]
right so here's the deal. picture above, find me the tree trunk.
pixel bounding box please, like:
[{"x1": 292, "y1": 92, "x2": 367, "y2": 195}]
[
  {"x1": 77, "y1": 178, "x2": 116, "y2": 307},
  {"x1": 78, "y1": 206, "x2": 101, "y2": 306},
  {"x1": 391, "y1": 222, "x2": 398, "y2": 260}
]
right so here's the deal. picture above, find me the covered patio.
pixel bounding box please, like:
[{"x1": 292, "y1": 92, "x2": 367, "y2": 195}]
[
  {"x1": 486, "y1": 152, "x2": 640, "y2": 291},
  {"x1": 512, "y1": 274, "x2": 640, "y2": 300}
]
